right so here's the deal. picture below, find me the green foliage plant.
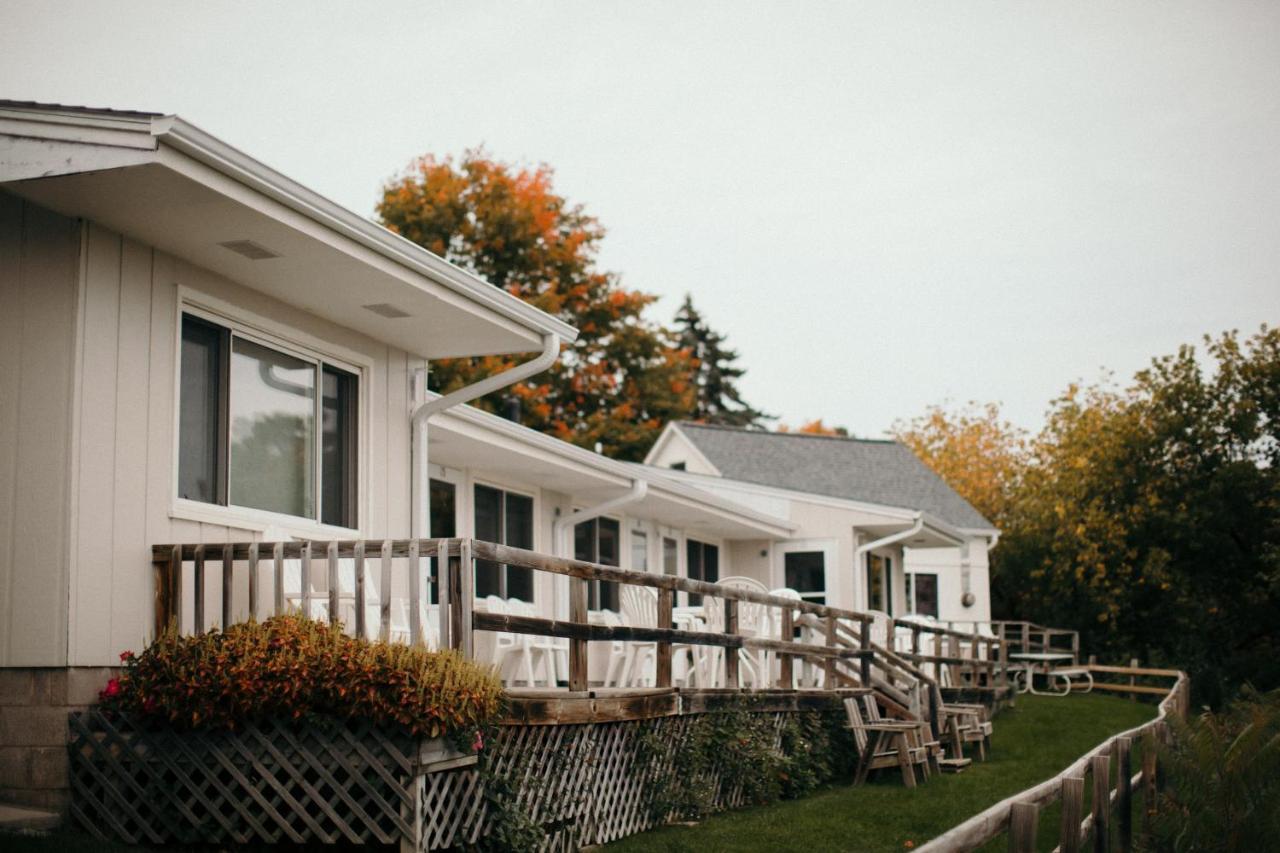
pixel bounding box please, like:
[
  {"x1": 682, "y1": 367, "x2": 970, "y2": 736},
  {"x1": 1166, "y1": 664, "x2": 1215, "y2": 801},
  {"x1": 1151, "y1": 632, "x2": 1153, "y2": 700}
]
[{"x1": 98, "y1": 614, "x2": 503, "y2": 740}]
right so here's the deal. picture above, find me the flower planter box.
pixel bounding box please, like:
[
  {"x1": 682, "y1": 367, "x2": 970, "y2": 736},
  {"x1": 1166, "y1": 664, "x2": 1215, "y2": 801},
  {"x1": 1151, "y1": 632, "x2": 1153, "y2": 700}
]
[{"x1": 68, "y1": 709, "x2": 475, "y2": 851}]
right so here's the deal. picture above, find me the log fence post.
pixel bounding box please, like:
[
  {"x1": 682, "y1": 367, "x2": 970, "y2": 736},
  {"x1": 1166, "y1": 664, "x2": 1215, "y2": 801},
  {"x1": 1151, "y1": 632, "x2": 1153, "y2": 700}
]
[
  {"x1": 193, "y1": 543, "x2": 206, "y2": 635},
  {"x1": 1141, "y1": 741, "x2": 1157, "y2": 841},
  {"x1": 457, "y1": 539, "x2": 474, "y2": 659},
  {"x1": 859, "y1": 618, "x2": 872, "y2": 687},
  {"x1": 1060, "y1": 774, "x2": 1085, "y2": 853},
  {"x1": 568, "y1": 572, "x2": 589, "y2": 692},
  {"x1": 1008, "y1": 801, "x2": 1039, "y2": 853},
  {"x1": 725, "y1": 599, "x2": 740, "y2": 688},
  {"x1": 327, "y1": 540, "x2": 340, "y2": 632},
  {"x1": 778, "y1": 604, "x2": 794, "y2": 688},
  {"x1": 409, "y1": 539, "x2": 422, "y2": 645},
  {"x1": 221, "y1": 543, "x2": 234, "y2": 630},
  {"x1": 1092, "y1": 752, "x2": 1111, "y2": 853},
  {"x1": 1117, "y1": 736, "x2": 1133, "y2": 853}
]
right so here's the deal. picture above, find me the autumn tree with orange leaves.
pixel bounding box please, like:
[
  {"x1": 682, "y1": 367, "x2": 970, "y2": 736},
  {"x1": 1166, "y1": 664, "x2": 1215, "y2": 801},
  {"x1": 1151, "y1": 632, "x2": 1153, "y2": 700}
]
[{"x1": 377, "y1": 149, "x2": 698, "y2": 460}]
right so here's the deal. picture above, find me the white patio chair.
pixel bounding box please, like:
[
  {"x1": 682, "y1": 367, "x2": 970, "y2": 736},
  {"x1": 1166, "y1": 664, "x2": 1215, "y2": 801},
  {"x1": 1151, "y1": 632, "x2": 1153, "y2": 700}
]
[
  {"x1": 508, "y1": 598, "x2": 564, "y2": 686},
  {"x1": 618, "y1": 585, "x2": 658, "y2": 687},
  {"x1": 717, "y1": 577, "x2": 769, "y2": 687},
  {"x1": 484, "y1": 596, "x2": 554, "y2": 687},
  {"x1": 598, "y1": 609, "x2": 633, "y2": 688},
  {"x1": 768, "y1": 587, "x2": 808, "y2": 688}
]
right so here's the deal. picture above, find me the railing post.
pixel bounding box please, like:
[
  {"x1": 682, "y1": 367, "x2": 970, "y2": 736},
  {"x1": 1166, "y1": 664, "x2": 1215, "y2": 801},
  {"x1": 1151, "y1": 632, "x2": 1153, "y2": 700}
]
[
  {"x1": 409, "y1": 539, "x2": 422, "y2": 645},
  {"x1": 193, "y1": 544, "x2": 206, "y2": 635},
  {"x1": 568, "y1": 573, "x2": 589, "y2": 692},
  {"x1": 823, "y1": 614, "x2": 838, "y2": 687},
  {"x1": 272, "y1": 542, "x2": 285, "y2": 617},
  {"x1": 778, "y1": 604, "x2": 794, "y2": 688},
  {"x1": 1128, "y1": 658, "x2": 1139, "y2": 701},
  {"x1": 379, "y1": 540, "x2": 393, "y2": 643},
  {"x1": 457, "y1": 538, "x2": 474, "y2": 659},
  {"x1": 1008, "y1": 801, "x2": 1039, "y2": 853},
  {"x1": 300, "y1": 541, "x2": 312, "y2": 620},
  {"x1": 247, "y1": 542, "x2": 259, "y2": 622},
  {"x1": 1071, "y1": 631, "x2": 1080, "y2": 665},
  {"x1": 221, "y1": 543, "x2": 234, "y2": 630},
  {"x1": 353, "y1": 541, "x2": 366, "y2": 641},
  {"x1": 725, "y1": 599, "x2": 740, "y2": 688},
  {"x1": 656, "y1": 587, "x2": 673, "y2": 688},
  {"x1": 1020, "y1": 622, "x2": 1030, "y2": 656},
  {"x1": 1092, "y1": 752, "x2": 1111, "y2": 853},
  {"x1": 859, "y1": 618, "x2": 872, "y2": 687},
  {"x1": 1060, "y1": 775, "x2": 1085, "y2": 853},
  {"x1": 327, "y1": 540, "x2": 340, "y2": 631},
  {"x1": 1117, "y1": 737, "x2": 1133, "y2": 853}
]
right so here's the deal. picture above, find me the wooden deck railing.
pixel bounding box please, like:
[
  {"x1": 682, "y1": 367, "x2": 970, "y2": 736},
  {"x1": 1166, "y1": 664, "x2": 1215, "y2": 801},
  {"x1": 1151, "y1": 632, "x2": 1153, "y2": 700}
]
[
  {"x1": 154, "y1": 538, "x2": 948, "y2": 694},
  {"x1": 892, "y1": 618, "x2": 1008, "y2": 694},
  {"x1": 918, "y1": 666, "x2": 1190, "y2": 852},
  {"x1": 947, "y1": 620, "x2": 1081, "y2": 664}
]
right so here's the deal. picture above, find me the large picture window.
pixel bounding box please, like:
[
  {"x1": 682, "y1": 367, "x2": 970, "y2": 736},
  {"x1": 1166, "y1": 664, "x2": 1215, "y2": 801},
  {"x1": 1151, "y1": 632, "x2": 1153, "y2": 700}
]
[
  {"x1": 685, "y1": 539, "x2": 719, "y2": 605},
  {"x1": 178, "y1": 312, "x2": 358, "y2": 528},
  {"x1": 575, "y1": 517, "x2": 620, "y2": 611},
  {"x1": 474, "y1": 484, "x2": 535, "y2": 601}
]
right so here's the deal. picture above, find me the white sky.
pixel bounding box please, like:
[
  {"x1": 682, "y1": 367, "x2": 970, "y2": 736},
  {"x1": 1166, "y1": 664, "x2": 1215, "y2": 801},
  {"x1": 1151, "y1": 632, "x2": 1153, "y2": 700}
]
[{"x1": 3, "y1": 1, "x2": 1277, "y2": 437}]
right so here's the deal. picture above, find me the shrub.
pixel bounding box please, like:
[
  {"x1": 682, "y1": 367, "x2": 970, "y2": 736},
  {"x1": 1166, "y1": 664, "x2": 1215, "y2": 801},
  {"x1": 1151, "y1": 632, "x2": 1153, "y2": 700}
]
[
  {"x1": 98, "y1": 614, "x2": 503, "y2": 739},
  {"x1": 1142, "y1": 686, "x2": 1280, "y2": 852}
]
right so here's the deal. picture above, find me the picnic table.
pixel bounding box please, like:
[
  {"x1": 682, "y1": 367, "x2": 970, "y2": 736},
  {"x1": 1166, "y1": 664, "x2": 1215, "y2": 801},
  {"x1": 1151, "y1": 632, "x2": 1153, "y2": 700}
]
[{"x1": 1008, "y1": 652, "x2": 1078, "y2": 695}]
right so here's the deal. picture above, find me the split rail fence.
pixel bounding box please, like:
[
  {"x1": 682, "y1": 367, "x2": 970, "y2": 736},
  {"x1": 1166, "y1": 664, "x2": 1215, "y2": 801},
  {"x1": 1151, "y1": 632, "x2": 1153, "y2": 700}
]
[{"x1": 918, "y1": 666, "x2": 1189, "y2": 853}]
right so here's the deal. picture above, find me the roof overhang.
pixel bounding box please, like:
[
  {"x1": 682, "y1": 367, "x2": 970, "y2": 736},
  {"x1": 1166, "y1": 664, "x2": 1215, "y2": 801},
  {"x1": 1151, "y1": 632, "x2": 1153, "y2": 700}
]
[
  {"x1": 0, "y1": 103, "x2": 577, "y2": 359},
  {"x1": 428, "y1": 403, "x2": 795, "y2": 540}
]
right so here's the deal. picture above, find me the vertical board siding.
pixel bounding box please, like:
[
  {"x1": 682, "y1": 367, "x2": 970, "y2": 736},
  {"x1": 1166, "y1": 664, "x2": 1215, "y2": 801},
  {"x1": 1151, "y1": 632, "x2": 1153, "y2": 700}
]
[
  {"x1": 53, "y1": 215, "x2": 414, "y2": 664},
  {"x1": 0, "y1": 193, "x2": 81, "y2": 666}
]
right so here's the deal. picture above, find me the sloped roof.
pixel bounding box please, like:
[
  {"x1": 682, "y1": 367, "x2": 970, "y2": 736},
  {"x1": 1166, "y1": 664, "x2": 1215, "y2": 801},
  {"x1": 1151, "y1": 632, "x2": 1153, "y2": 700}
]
[{"x1": 673, "y1": 422, "x2": 995, "y2": 530}]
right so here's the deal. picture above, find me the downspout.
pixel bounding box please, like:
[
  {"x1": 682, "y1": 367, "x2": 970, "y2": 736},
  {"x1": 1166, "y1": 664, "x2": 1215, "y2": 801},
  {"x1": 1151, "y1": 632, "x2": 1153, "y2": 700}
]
[
  {"x1": 409, "y1": 333, "x2": 560, "y2": 537},
  {"x1": 854, "y1": 514, "x2": 925, "y2": 612},
  {"x1": 552, "y1": 479, "x2": 649, "y2": 557},
  {"x1": 551, "y1": 479, "x2": 648, "y2": 621}
]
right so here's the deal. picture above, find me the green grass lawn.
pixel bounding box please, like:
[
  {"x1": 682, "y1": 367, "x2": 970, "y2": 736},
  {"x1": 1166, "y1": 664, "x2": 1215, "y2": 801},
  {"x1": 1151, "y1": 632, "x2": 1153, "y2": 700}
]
[{"x1": 607, "y1": 692, "x2": 1155, "y2": 853}]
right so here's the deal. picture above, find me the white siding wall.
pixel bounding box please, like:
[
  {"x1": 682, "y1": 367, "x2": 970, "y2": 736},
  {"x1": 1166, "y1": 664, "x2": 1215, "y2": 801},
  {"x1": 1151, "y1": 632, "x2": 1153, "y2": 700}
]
[
  {"x1": 0, "y1": 193, "x2": 81, "y2": 666},
  {"x1": 904, "y1": 538, "x2": 993, "y2": 623},
  {"x1": 1, "y1": 195, "x2": 424, "y2": 667}
]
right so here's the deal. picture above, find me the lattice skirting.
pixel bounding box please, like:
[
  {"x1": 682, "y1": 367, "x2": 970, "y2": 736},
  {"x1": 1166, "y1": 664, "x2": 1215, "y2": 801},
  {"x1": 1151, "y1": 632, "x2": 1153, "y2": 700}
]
[{"x1": 70, "y1": 709, "x2": 835, "y2": 851}]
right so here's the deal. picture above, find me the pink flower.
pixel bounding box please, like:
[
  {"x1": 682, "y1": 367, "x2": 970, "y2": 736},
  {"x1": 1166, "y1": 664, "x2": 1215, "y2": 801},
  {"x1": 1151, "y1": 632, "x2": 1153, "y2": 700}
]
[
  {"x1": 99, "y1": 678, "x2": 121, "y2": 702},
  {"x1": 119, "y1": 650, "x2": 135, "y2": 663},
  {"x1": 472, "y1": 730, "x2": 485, "y2": 753}
]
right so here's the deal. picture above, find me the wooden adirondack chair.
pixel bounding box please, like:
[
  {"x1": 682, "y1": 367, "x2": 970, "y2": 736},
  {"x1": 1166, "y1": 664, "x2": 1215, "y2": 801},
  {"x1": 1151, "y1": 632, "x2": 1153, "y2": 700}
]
[
  {"x1": 929, "y1": 682, "x2": 991, "y2": 761},
  {"x1": 844, "y1": 695, "x2": 930, "y2": 787}
]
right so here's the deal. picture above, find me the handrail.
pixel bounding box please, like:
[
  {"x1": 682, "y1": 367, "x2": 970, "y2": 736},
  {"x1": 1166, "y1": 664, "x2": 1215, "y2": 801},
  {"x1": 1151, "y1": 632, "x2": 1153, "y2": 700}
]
[{"x1": 918, "y1": 667, "x2": 1189, "y2": 852}]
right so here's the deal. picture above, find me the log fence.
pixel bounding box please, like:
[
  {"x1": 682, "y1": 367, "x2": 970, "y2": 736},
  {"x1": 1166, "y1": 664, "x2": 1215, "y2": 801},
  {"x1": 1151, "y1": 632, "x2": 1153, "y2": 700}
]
[{"x1": 917, "y1": 666, "x2": 1190, "y2": 852}]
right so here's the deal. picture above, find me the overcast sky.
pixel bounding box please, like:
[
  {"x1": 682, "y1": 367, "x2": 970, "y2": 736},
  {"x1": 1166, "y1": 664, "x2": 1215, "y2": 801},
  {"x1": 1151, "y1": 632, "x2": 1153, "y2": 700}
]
[{"x1": 3, "y1": 1, "x2": 1277, "y2": 437}]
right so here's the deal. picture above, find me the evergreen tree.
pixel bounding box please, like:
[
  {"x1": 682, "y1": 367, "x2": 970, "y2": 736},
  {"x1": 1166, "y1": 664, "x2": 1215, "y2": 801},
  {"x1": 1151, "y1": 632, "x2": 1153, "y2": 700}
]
[{"x1": 674, "y1": 295, "x2": 771, "y2": 427}]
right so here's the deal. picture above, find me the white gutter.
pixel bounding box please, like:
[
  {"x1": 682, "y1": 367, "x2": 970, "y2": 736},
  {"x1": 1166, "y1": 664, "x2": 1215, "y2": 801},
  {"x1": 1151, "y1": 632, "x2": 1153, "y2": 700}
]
[
  {"x1": 855, "y1": 514, "x2": 925, "y2": 562},
  {"x1": 409, "y1": 334, "x2": 560, "y2": 537}
]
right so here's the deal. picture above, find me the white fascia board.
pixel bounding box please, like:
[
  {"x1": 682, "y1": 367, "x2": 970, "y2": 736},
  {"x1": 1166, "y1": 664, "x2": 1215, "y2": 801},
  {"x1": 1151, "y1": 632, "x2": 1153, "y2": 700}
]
[
  {"x1": 435, "y1": 401, "x2": 793, "y2": 535},
  {"x1": 155, "y1": 117, "x2": 577, "y2": 345},
  {"x1": 650, "y1": 465, "x2": 922, "y2": 522},
  {"x1": 0, "y1": 104, "x2": 576, "y2": 347}
]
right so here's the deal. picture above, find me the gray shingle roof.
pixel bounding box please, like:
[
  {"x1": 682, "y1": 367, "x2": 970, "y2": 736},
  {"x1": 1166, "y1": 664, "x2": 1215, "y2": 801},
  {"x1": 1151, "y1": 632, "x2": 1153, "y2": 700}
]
[{"x1": 674, "y1": 422, "x2": 994, "y2": 530}]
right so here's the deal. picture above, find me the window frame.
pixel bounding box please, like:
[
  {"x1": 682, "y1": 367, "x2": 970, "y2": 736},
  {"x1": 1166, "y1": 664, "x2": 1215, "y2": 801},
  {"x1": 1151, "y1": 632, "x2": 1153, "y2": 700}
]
[
  {"x1": 471, "y1": 480, "x2": 538, "y2": 602},
  {"x1": 574, "y1": 514, "x2": 623, "y2": 611},
  {"x1": 774, "y1": 538, "x2": 835, "y2": 606},
  {"x1": 170, "y1": 295, "x2": 369, "y2": 537}
]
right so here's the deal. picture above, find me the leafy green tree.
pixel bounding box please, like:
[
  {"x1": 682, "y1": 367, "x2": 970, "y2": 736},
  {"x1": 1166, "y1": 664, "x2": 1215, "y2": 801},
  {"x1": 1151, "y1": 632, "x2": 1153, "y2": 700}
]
[
  {"x1": 377, "y1": 149, "x2": 697, "y2": 460},
  {"x1": 673, "y1": 295, "x2": 770, "y2": 427},
  {"x1": 1000, "y1": 327, "x2": 1280, "y2": 705}
]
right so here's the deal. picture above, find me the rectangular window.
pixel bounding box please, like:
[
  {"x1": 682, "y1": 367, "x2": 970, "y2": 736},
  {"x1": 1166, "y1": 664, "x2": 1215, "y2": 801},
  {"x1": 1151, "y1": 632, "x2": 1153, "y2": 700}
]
[
  {"x1": 631, "y1": 530, "x2": 649, "y2": 573},
  {"x1": 685, "y1": 539, "x2": 719, "y2": 605},
  {"x1": 866, "y1": 554, "x2": 893, "y2": 614},
  {"x1": 910, "y1": 572, "x2": 939, "y2": 618},
  {"x1": 575, "y1": 517, "x2": 621, "y2": 611},
  {"x1": 784, "y1": 551, "x2": 826, "y2": 605},
  {"x1": 662, "y1": 537, "x2": 679, "y2": 576},
  {"x1": 428, "y1": 479, "x2": 456, "y2": 603},
  {"x1": 178, "y1": 312, "x2": 358, "y2": 528},
  {"x1": 473, "y1": 484, "x2": 535, "y2": 601}
]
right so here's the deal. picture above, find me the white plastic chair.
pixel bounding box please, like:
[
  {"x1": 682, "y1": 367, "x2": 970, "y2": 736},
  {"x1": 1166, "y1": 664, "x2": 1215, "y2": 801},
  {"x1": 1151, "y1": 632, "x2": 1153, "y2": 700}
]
[
  {"x1": 618, "y1": 585, "x2": 659, "y2": 687},
  {"x1": 484, "y1": 596, "x2": 554, "y2": 687},
  {"x1": 509, "y1": 598, "x2": 565, "y2": 686},
  {"x1": 768, "y1": 587, "x2": 808, "y2": 687},
  {"x1": 717, "y1": 577, "x2": 770, "y2": 687}
]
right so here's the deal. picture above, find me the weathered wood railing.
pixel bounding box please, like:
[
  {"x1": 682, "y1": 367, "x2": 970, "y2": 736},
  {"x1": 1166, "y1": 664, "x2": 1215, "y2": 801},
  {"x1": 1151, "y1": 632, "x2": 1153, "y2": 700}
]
[
  {"x1": 152, "y1": 538, "x2": 894, "y2": 694},
  {"x1": 893, "y1": 619, "x2": 1009, "y2": 696},
  {"x1": 919, "y1": 666, "x2": 1190, "y2": 852}
]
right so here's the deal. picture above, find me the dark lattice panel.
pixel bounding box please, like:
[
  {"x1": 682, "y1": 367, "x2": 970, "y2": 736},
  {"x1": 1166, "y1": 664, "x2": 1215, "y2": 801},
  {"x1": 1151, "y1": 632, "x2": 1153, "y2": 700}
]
[{"x1": 68, "y1": 711, "x2": 417, "y2": 846}]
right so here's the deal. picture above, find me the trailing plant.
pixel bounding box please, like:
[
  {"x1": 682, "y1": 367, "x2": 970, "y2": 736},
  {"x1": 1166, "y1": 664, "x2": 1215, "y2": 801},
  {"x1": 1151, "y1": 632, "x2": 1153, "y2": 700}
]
[
  {"x1": 633, "y1": 701, "x2": 855, "y2": 824},
  {"x1": 1141, "y1": 686, "x2": 1280, "y2": 852},
  {"x1": 97, "y1": 614, "x2": 502, "y2": 740}
]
